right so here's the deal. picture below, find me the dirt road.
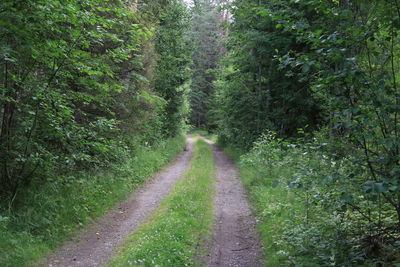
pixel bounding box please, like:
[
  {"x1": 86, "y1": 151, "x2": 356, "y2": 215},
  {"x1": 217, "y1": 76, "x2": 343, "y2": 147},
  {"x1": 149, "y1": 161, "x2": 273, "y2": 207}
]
[
  {"x1": 41, "y1": 136, "x2": 264, "y2": 267},
  {"x1": 42, "y1": 137, "x2": 194, "y2": 267},
  {"x1": 206, "y1": 141, "x2": 264, "y2": 267}
]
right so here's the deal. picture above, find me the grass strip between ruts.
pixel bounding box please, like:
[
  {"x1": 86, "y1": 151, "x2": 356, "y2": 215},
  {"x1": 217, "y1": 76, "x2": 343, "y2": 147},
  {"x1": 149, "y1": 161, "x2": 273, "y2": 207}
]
[{"x1": 108, "y1": 138, "x2": 215, "y2": 267}]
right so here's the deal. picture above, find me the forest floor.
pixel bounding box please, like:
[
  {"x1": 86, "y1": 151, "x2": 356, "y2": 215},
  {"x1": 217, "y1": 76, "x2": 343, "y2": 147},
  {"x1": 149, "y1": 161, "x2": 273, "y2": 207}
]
[{"x1": 39, "y1": 136, "x2": 263, "y2": 267}]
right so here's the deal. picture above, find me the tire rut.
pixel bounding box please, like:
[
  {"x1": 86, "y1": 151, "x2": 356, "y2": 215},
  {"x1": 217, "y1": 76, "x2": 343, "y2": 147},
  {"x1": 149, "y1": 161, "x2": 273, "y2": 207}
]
[
  {"x1": 206, "y1": 141, "x2": 264, "y2": 267},
  {"x1": 41, "y1": 137, "x2": 195, "y2": 267}
]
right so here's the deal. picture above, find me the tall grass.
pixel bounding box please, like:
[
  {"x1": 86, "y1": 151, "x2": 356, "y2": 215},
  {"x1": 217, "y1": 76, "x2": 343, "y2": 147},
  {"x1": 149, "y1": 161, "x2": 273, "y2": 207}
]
[
  {"x1": 0, "y1": 135, "x2": 186, "y2": 267},
  {"x1": 108, "y1": 138, "x2": 215, "y2": 266}
]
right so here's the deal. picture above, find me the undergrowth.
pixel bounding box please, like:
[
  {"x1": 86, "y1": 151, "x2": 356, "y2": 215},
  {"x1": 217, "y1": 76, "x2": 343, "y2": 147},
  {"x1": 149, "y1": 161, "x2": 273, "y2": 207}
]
[
  {"x1": 108, "y1": 138, "x2": 215, "y2": 266},
  {"x1": 225, "y1": 145, "x2": 308, "y2": 266},
  {"x1": 223, "y1": 132, "x2": 400, "y2": 266},
  {"x1": 0, "y1": 135, "x2": 186, "y2": 267}
]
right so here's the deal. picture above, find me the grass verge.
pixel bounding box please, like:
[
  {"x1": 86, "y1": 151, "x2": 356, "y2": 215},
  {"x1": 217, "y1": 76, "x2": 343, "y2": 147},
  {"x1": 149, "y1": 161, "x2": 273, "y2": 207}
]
[
  {"x1": 0, "y1": 135, "x2": 186, "y2": 267},
  {"x1": 222, "y1": 129, "x2": 400, "y2": 266},
  {"x1": 223, "y1": 146, "x2": 305, "y2": 266},
  {"x1": 108, "y1": 138, "x2": 215, "y2": 267}
]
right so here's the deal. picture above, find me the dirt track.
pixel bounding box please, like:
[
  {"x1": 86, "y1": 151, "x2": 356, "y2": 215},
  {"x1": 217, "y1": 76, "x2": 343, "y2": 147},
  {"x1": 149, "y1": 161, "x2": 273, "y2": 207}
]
[
  {"x1": 42, "y1": 137, "x2": 194, "y2": 267},
  {"x1": 206, "y1": 141, "x2": 264, "y2": 267},
  {"x1": 41, "y1": 136, "x2": 264, "y2": 267}
]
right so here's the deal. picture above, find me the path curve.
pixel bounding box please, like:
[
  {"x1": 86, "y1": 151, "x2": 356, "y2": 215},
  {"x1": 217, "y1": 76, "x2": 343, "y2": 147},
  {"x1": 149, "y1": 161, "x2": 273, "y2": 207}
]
[
  {"x1": 42, "y1": 137, "x2": 195, "y2": 267},
  {"x1": 206, "y1": 140, "x2": 264, "y2": 267}
]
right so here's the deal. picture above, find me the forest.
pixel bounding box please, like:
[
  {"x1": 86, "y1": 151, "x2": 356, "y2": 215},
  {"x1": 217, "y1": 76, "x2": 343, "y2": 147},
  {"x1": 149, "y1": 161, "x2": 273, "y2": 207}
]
[{"x1": 1, "y1": 0, "x2": 400, "y2": 266}]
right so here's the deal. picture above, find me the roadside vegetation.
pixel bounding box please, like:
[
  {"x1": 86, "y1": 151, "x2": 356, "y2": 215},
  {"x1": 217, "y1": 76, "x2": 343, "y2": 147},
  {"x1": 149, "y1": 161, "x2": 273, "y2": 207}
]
[
  {"x1": 224, "y1": 131, "x2": 400, "y2": 266},
  {"x1": 210, "y1": 0, "x2": 400, "y2": 265},
  {"x1": 108, "y1": 138, "x2": 214, "y2": 267},
  {"x1": 1, "y1": 0, "x2": 191, "y2": 266},
  {"x1": 0, "y1": 136, "x2": 185, "y2": 267}
]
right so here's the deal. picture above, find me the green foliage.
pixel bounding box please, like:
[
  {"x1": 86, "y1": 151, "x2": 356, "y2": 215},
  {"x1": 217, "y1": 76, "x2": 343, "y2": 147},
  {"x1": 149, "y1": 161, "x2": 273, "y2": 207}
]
[
  {"x1": 0, "y1": 135, "x2": 186, "y2": 267},
  {"x1": 213, "y1": 0, "x2": 324, "y2": 149},
  {"x1": 0, "y1": 0, "x2": 193, "y2": 200},
  {"x1": 0, "y1": 0, "x2": 192, "y2": 264},
  {"x1": 108, "y1": 138, "x2": 214, "y2": 266},
  {"x1": 189, "y1": 0, "x2": 224, "y2": 130},
  {"x1": 0, "y1": 0, "x2": 152, "y2": 198},
  {"x1": 227, "y1": 132, "x2": 400, "y2": 265},
  {"x1": 154, "y1": 0, "x2": 192, "y2": 137},
  {"x1": 214, "y1": 0, "x2": 400, "y2": 264}
]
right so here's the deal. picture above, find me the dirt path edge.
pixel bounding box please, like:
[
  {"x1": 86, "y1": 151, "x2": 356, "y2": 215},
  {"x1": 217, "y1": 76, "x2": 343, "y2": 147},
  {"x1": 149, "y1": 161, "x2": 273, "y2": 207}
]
[
  {"x1": 205, "y1": 139, "x2": 264, "y2": 267},
  {"x1": 40, "y1": 137, "x2": 195, "y2": 267}
]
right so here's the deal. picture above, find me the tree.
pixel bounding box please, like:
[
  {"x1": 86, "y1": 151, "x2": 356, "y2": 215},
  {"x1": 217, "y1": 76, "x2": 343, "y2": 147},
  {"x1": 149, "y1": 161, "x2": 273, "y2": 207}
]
[
  {"x1": 213, "y1": 0, "x2": 400, "y2": 263},
  {"x1": 0, "y1": 0, "x2": 192, "y2": 201},
  {"x1": 189, "y1": 0, "x2": 224, "y2": 130},
  {"x1": 154, "y1": 0, "x2": 192, "y2": 137},
  {"x1": 214, "y1": 0, "x2": 323, "y2": 148}
]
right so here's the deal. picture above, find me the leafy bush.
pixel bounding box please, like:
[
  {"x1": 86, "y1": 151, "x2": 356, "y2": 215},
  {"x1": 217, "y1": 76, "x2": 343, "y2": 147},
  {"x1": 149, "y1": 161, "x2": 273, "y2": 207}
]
[
  {"x1": 234, "y1": 132, "x2": 400, "y2": 266},
  {"x1": 0, "y1": 0, "x2": 192, "y2": 201}
]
